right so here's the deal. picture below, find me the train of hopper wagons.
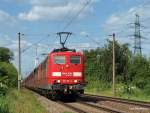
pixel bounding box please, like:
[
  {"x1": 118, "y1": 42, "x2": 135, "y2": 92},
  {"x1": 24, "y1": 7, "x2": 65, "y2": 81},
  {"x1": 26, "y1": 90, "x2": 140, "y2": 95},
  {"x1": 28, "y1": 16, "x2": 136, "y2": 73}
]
[{"x1": 22, "y1": 32, "x2": 85, "y2": 100}]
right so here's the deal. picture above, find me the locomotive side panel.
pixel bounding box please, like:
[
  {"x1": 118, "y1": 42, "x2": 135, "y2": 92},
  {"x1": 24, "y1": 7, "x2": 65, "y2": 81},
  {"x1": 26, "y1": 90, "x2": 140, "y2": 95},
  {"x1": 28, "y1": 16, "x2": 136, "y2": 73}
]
[{"x1": 23, "y1": 50, "x2": 85, "y2": 99}]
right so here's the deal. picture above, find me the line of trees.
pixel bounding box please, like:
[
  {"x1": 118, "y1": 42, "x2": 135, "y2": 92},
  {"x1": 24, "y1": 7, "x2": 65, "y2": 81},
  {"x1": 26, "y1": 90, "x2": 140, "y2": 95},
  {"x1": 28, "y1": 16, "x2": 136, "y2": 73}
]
[
  {"x1": 0, "y1": 47, "x2": 17, "y2": 96},
  {"x1": 84, "y1": 40, "x2": 150, "y2": 95}
]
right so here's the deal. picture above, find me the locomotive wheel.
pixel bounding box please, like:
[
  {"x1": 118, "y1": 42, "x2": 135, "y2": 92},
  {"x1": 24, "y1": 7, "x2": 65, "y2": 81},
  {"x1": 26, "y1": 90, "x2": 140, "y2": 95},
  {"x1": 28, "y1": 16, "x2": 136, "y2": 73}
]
[
  {"x1": 51, "y1": 90, "x2": 59, "y2": 100},
  {"x1": 80, "y1": 90, "x2": 84, "y2": 94},
  {"x1": 51, "y1": 94, "x2": 57, "y2": 100}
]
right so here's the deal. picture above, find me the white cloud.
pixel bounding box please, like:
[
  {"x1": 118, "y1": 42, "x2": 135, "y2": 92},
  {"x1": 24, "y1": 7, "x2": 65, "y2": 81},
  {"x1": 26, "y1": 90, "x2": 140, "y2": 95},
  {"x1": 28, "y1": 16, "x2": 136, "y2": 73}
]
[
  {"x1": 0, "y1": 34, "x2": 32, "y2": 66},
  {"x1": 0, "y1": 35, "x2": 12, "y2": 47},
  {"x1": 68, "y1": 42, "x2": 90, "y2": 48},
  {"x1": 9, "y1": 40, "x2": 32, "y2": 50},
  {"x1": 18, "y1": 0, "x2": 98, "y2": 21},
  {"x1": 29, "y1": 0, "x2": 67, "y2": 6},
  {"x1": 0, "y1": 35, "x2": 32, "y2": 51},
  {"x1": 0, "y1": 10, "x2": 16, "y2": 26},
  {"x1": 80, "y1": 31, "x2": 90, "y2": 36},
  {"x1": 105, "y1": 15, "x2": 120, "y2": 25}
]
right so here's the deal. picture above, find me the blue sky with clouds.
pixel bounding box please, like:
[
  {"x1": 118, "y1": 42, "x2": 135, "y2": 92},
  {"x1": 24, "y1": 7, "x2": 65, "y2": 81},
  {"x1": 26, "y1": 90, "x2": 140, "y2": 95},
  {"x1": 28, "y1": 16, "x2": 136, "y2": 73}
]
[{"x1": 0, "y1": 0, "x2": 150, "y2": 78}]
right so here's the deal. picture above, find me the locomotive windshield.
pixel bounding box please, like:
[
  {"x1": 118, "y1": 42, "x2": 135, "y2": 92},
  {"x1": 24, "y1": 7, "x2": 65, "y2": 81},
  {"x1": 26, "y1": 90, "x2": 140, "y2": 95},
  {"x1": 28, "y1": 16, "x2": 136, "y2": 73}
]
[
  {"x1": 70, "y1": 56, "x2": 80, "y2": 64},
  {"x1": 54, "y1": 56, "x2": 65, "y2": 64}
]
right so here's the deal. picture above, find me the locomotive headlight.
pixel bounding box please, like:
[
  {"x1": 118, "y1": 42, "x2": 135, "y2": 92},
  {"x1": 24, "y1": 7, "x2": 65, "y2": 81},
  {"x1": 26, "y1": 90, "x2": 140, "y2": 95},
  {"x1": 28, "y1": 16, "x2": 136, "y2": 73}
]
[
  {"x1": 52, "y1": 72, "x2": 61, "y2": 76},
  {"x1": 74, "y1": 80, "x2": 77, "y2": 83},
  {"x1": 57, "y1": 80, "x2": 60, "y2": 83},
  {"x1": 73, "y1": 72, "x2": 82, "y2": 77}
]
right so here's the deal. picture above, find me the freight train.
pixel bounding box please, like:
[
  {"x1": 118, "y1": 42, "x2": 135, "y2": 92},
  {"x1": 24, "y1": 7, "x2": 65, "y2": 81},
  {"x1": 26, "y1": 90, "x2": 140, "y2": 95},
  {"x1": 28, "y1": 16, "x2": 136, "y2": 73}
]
[{"x1": 22, "y1": 32, "x2": 85, "y2": 100}]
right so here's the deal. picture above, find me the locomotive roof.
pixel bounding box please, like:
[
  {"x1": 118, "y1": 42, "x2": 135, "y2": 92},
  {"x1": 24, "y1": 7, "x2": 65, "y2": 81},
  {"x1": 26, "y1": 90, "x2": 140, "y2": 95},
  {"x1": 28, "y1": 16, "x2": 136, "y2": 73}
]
[
  {"x1": 50, "y1": 48, "x2": 82, "y2": 55},
  {"x1": 52, "y1": 48, "x2": 76, "y2": 52}
]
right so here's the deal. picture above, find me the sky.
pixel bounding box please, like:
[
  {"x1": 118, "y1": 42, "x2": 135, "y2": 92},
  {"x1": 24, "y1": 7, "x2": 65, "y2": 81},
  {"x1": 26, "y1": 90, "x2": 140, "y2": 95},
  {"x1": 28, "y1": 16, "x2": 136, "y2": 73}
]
[{"x1": 0, "y1": 0, "x2": 150, "y2": 78}]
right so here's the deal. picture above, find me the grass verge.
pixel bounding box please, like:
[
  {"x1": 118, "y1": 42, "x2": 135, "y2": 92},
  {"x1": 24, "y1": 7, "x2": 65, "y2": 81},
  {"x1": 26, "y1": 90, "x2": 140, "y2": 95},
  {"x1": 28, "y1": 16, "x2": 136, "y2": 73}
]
[
  {"x1": 0, "y1": 88, "x2": 48, "y2": 113},
  {"x1": 85, "y1": 83, "x2": 150, "y2": 102}
]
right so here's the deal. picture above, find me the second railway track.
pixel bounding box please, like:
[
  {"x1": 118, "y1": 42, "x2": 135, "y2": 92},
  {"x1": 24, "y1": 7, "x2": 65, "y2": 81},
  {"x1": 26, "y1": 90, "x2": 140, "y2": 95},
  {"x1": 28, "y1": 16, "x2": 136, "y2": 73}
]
[
  {"x1": 58, "y1": 100, "x2": 125, "y2": 113},
  {"x1": 76, "y1": 100, "x2": 126, "y2": 113},
  {"x1": 77, "y1": 94, "x2": 150, "y2": 113},
  {"x1": 81, "y1": 94, "x2": 150, "y2": 108}
]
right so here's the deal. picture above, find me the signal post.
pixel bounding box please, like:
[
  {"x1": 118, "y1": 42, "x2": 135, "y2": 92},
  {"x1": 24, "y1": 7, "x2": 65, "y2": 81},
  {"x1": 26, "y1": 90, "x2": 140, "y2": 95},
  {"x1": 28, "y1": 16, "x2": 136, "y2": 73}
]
[{"x1": 109, "y1": 33, "x2": 116, "y2": 96}]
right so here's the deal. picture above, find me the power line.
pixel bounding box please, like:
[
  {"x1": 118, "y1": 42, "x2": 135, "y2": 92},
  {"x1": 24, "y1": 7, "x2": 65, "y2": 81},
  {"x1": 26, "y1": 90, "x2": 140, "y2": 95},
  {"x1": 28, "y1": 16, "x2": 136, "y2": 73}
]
[
  {"x1": 21, "y1": 0, "x2": 92, "y2": 54},
  {"x1": 58, "y1": 2, "x2": 79, "y2": 30},
  {"x1": 74, "y1": 31, "x2": 104, "y2": 46},
  {"x1": 20, "y1": 0, "x2": 94, "y2": 75},
  {"x1": 85, "y1": 35, "x2": 102, "y2": 46},
  {"x1": 62, "y1": 0, "x2": 92, "y2": 31},
  {"x1": 141, "y1": 0, "x2": 150, "y2": 7},
  {"x1": 21, "y1": 34, "x2": 51, "y2": 53},
  {"x1": 20, "y1": 33, "x2": 51, "y2": 38},
  {"x1": 22, "y1": 0, "x2": 92, "y2": 53}
]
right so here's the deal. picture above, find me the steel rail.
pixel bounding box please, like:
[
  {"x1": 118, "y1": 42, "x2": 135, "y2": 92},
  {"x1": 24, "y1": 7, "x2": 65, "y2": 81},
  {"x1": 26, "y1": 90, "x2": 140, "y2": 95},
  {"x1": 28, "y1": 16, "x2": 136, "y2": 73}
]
[
  {"x1": 81, "y1": 94, "x2": 150, "y2": 108},
  {"x1": 77, "y1": 100, "x2": 126, "y2": 113},
  {"x1": 57, "y1": 101, "x2": 87, "y2": 113}
]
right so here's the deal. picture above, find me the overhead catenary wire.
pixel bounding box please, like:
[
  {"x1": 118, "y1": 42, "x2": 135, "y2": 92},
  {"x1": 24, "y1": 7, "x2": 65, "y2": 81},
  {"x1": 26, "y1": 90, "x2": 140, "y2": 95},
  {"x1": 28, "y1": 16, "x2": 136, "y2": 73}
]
[
  {"x1": 21, "y1": 34, "x2": 51, "y2": 53},
  {"x1": 141, "y1": 0, "x2": 150, "y2": 7},
  {"x1": 85, "y1": 35, "x2": 102, "y2": 46},
  {"x1": 21, "y1": 0, "x2": 93, "y2": 54},
  {"x1": 20, "y1": 0, "x2": 95, "y2": 76},
  {"x1": 17, "y1": 0, "x2": 150, "y2": 55},
  {"x1": 58, "y1": 1, "x2": 79, "y2": 30},
  {"x1": 116, "y1": 0, "x2": 150, "y2": 45},
  {"x1": 21, "y1": 33, "x2": 50, "y2": 36},
  {"x1": 62, "y1": 0, "x2": 92, "y2": 31},
  {"x1": 135, "y1": 0, "x2": 150, "y2": 27}
]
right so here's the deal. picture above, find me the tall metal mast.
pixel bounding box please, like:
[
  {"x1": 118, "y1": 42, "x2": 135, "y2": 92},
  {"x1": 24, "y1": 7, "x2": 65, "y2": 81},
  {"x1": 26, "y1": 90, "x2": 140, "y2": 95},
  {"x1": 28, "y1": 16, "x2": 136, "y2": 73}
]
[{"x1": 134, "y1": 14, "x2": 142, "y2": 55}]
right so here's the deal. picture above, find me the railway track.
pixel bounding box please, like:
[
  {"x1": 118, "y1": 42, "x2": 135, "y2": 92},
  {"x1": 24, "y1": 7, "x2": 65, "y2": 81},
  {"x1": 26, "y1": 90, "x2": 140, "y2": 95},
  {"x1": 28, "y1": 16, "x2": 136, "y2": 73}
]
[
  {"x1": 57, "y1": 101, "x2": 87, "y2": 113},
  {"x1": 58, "y1": 100, "x2": 126, "y2": 113},
  {"x1": 80, "y1": 94, "x2": 150, "y2": 108},
  {"x1": 77, "y1": 100, "x2": 126, "y2": 113}
]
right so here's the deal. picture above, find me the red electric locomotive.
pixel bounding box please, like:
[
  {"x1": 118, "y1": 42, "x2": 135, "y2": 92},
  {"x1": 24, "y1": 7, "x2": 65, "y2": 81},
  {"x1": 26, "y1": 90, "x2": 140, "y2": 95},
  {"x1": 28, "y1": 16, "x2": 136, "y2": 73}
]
[{"x1": 23, "y1": 32, "x2": 85, "y2": 99}]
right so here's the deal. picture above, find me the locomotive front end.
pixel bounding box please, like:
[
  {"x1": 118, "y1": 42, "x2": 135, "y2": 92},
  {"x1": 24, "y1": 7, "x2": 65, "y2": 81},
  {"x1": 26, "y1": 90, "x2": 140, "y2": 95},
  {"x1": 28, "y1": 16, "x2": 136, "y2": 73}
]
[{"x1": 48, "y1": 51, "x2": 85, "y2": 95}]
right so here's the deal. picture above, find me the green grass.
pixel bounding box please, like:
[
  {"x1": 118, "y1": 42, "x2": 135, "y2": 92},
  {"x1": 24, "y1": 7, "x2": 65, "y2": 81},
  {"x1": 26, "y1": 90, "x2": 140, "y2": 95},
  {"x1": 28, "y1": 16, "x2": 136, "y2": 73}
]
[
  {"x1": 0, "y1": 98, "x2": 10, "y2": 113},
  {"x1": 0, "y1": 88, "x2": 48, "y2": 113},
  {"x1": 85, "y1": 83, "x2": 150, "y2": 102}
]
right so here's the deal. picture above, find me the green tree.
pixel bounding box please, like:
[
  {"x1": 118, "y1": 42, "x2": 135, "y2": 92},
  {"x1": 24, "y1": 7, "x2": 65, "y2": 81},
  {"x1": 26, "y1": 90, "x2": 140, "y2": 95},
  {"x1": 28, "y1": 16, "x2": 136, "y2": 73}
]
[
  {"x1": 0, "y1": 47, "x2": 13, "y2": 63},
  {"x1": 0, "y1": 62, "x2": 17, "y2": 87},
  {"x1": 129, "y1": 55, "x2": 150, "y2": 90},
  {"x1": 84, "y1": 40, "x2": 132, "y2": 91},
  {"x1": 0, "y1": 47, "x2": 17, "y2": 95}
]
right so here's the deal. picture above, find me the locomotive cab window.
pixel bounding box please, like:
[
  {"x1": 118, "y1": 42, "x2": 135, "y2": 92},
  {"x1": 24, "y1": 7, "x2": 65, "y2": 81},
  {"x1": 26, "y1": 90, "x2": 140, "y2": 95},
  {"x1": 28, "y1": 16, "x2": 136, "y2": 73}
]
[
  {"x1": 70, "y1": 56, "x2": 80, "y2": 64},
  {"x1": 54, "y1": 56, "x2": 65, "y2": 64}
]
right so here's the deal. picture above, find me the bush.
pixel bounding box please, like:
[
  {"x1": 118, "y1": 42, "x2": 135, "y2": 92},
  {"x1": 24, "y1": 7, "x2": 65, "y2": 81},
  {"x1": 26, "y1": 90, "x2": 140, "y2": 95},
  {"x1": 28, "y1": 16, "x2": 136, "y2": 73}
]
[
  {"x1": 0, "y1": 87, "x2": 8, "y2": 96},
  {"x1": 144, "y1": 84, "x2": 150, "y2": 95}
]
